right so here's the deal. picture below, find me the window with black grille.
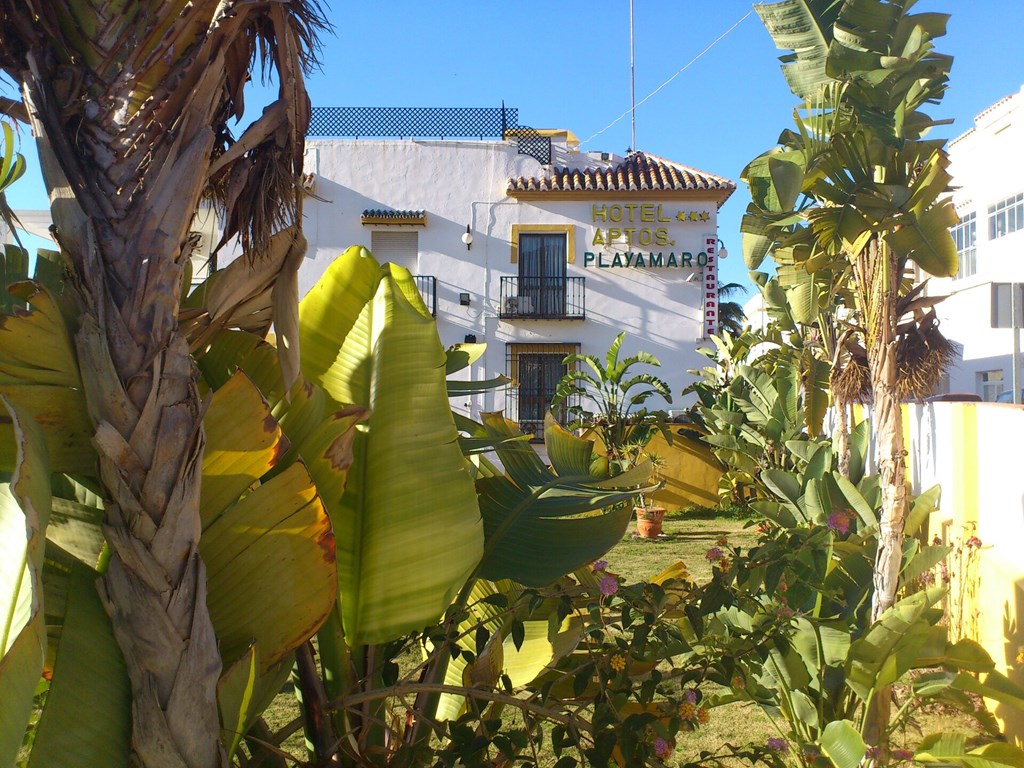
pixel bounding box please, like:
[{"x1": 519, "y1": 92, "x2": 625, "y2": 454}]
[{"x1": 505, "y1": 343, "x2": 579, "y2": 441}]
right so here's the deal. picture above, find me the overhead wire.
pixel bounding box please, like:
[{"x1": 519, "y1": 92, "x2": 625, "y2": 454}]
[{"x1": 581, "y1": 10, "x2": 754, "y2": 148}]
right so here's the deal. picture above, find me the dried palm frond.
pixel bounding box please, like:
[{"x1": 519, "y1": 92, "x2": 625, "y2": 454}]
[{"x1": 832, "y1": 307, "x2": 960, "y2": 403}]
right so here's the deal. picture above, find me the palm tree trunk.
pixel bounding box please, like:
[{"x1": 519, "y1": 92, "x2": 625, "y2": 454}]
[
  {"x1": 23, "y1": 59, "x2": 226, "y2": 768},
  {"x1": 834, "y1": 394, "x2": 850, "y2": 479},
  {"x1": 856, "y1": 236, "x2": 909, "y2": 759},
  {"x1": 6, "y1": 3, "x2": 316, "y2": 764}
]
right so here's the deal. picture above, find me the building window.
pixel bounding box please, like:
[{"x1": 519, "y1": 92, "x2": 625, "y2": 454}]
[
  {"x1": 988, "y1": 192, "x2": 1024, "y2": 240},
  {"x1": 979, "y1": 369, "x2": 1004, "y2": 402},
  {"x1": 370, "y1": 230, "x2": 418, "y2": 271},
  {"x1": 952, "y1": 212, "x2": 976, "y2": 280},
  {"x1": 503, "y1": 225, "x2": 585, "y2": 319},
  {"x1": 506, "y1": 343, "x2": 579, "y2": 440},
  {"x1": 510, "y1": 224, "x2": 576, "y2": 265},
  {"x1": 519, "y1": 233, "x2": 567, "y2": 316}
]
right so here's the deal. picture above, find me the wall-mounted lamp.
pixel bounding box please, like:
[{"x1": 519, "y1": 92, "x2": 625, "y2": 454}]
[
  {"x1": 461, "y1": 224, "x2": 473, "y2": 251},
  {"x1": 459, "y1": 292, "x2": 471, "y2": 306},
  {"x1": 717, "y1": 238, "x2": 729, "y2": 260}
]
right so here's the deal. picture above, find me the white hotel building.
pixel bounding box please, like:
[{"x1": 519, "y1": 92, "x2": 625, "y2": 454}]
[
  {"x1": 929, "y1": 86, "x2": 1024, "y2": 401},
  {"x1": 297, "y1": 107, "x2": 735, "y2": 434}
]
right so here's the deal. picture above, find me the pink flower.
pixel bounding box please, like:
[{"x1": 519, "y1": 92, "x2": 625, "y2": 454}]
[
  {"x1": 592, "y1": 559, "x2": 608, "y2": 572},
  {"x1": 866, "y1": 746, "x2": 882, "y2": 760},
  {"x1": 827, "y1": 509, "x2": 851, "y2": 535},
  {"x1": 705, "y1": 546, "x2": 723, "y2": 562},
  {"x1": 599, "y1": 575, "x2": 619, "y2": 596},
  {"x1": 966, "y1": 536, "x2": 982, "y2": 549},
  {"x1": 767, "y1": 737, "x2": 788, "y2": 753},
  {"x1": 653, "y1": 737, "x2": 671, "y2": 759},
  {"x1": 684, "y1": 688, "x2": 698, "y2": 704}
]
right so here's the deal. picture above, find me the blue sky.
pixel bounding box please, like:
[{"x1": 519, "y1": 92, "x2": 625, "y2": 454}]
[{"x1": 5, "y1": 1, "x2": 1024, "y2": 291}]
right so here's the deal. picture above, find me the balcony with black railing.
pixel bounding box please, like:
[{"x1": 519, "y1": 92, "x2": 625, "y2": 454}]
[
  {"x1": 414, "y1": 275, "x2": 436, "y2": 316},
  {"x1": 498, "y1": 277, "x2": 585, "y2": 320}
]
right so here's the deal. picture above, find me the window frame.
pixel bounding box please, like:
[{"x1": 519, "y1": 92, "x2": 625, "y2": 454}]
[
  {"x1": 988, "y1": 192, "x2": 1024, "y2": 241},
  {"x1": 506, "y1": 342, "x2": 580, "y2": 441},
  {"x1": 510, "y1": 224, "x2": 576, "y2": 265},
  {"x1": 952, "y1": 211, "x2": 977, "y2": 280},
  {"x1": 979, "y1": 369, "x2": 1005, "y2": 402}
]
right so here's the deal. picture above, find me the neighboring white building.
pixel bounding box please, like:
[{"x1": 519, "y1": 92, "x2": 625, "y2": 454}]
[
  {"x1": 929, "y1": 85, "x2": 1024, "y2": 400},
  {"x1": 299, "y1": 107, "x2": 735, "y2": 434}
]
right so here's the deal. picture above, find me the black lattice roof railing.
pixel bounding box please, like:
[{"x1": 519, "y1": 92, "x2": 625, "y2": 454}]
[{"x1": 308, "y1": 105, "x2": 552, "y2": 165}]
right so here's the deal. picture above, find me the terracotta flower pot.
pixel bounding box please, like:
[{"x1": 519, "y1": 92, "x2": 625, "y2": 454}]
[{"x1": 634, "y1": 505, "x2": 666, "y2": 538}]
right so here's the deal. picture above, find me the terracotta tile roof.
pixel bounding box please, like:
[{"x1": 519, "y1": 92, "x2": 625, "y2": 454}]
[{"x1": 507, "y1": 151, "x2": 735, "y2": 206}]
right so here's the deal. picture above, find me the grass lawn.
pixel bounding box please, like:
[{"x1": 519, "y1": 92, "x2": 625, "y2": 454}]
[{"x1": 609, "y1": 510, "x2": 757, "y2": 584}]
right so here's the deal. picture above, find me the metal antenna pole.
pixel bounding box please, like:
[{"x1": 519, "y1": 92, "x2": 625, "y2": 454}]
[{"x1": 630, "y1": 0, "x2": 636, "y2": 152}]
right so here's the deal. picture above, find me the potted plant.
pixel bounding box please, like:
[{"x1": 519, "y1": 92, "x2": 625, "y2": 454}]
[
  {"x1": 551, "y1": 333, "x2": 673, "y2": 537},
  {"x1": 632, "y1": 450, "x2": 667, "y2": 538}
]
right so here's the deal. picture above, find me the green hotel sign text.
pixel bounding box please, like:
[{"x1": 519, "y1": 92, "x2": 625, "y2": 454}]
[{"x1": 583, "y1": 250, "x2": 709, "y2": 269}]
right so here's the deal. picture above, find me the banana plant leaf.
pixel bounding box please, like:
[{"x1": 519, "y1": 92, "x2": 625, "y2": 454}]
[
  {"x1": 27, "y1": 557, "x2": 130, "y2": 768},
  {"x1": 217, "y1": 643, "x2": 294, "y2": 762},
  {"x1": 915, "y1": 732, "x2": 1024, "y2": 766},
  {"x1": 0, "y1": 284, "x2": 94, "y2": 475},
  {"x1": 298, "y1": 247, "x2": 483, "y2": 645},
  {"x1": 201, "y1": 371, "x2": 340, "y2": 671},
  {"x1": 435, "y1": 579, "x2": 582, "y2": 722},
  {"x1": 0, "y1": 398, "x2": 50, "y2": 767},
  {"x1": 755, "y1": 0, "x2": 840, "y2": 100},
  {"x1": 474, "y1": 413, "x2": 654, "y2": 586},
  {"x1": 845, "y1": 587, "x2": 945, "y2": 700},
  {"x1": 445, "y1": 342, "x2": 486, "y2": 374},
  {"x1": 820, "y1": 719, "x2": 866, "y2": 768},
  {"x1": 45, "y1": 475, "x2": 105, "y2": 569}
]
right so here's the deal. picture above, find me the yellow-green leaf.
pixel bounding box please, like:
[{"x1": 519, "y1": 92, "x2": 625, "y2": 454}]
[
  {"x1": 299, "y1": 248, "x2": 483, "y2": 645},
  {"x1": 202, "y1": 461, "x2": 336, "y2": 671}
]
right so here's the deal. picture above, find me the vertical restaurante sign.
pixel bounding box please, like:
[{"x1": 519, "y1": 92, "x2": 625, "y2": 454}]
[{"x1": 703, "y1": 235, "x2": 717, "y2": 338}]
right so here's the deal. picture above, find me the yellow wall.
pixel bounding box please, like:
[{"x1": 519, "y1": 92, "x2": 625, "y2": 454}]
[
  {"x1": 908, "y1": 402, "x2": 1024, "y2": 746},
  {"x1": 644, "y1": 429, "x2": 723, "y2": 510}
]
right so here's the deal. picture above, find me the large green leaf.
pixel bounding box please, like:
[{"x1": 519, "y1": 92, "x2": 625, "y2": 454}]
[
  {"x1": 216, "y1": 644, "x2": 294, "y2": 762},
  {"x1": 28, "y1": 559, "x2": 130, "y2": 768},
  {"x1": 885, "y1": 200, "x2": 958, "y2": 277},
  {"x1": 435, "y1": 579, "x2": 583, "y2": 721},
  {"x1": 820, "y1": 719, "x2": 866, "y2": 768},
  {"x1": 202, "y1": 373, "x2": 340, "y2": 670},
  {"x1": 202, "y1": 461, "x2": 337, "y2": 670},
  {"x1": 474, "y1": 413, "x2": 652, "y2": 586},
  {"x1": 201, "y1": 371, "x2": 283, "y2": 522},
  {"x1": 915, "y1": 732, "x2": 1024, "y2": 766},
  {"x1": 0, "y1": 285, "x2": 94, "y2": 475},
  {"x1": 0, "y1": 398, "x2": 50, "y2": 767},
  {"x1": 299, "y1": 247, "x2": 483, "y2": 645},
  {"x1": 846, "y1": 587, "x2": 945, "y2": 699},
  {"x1": 754, "y1": 0, "x2": 840, "y2": 99},
  {"x1": 905, "y1": 483, "x2": 941, "y2": 537}
]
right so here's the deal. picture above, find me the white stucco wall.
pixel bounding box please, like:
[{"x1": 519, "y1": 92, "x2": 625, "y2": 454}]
[
  {"x1": 299, "y1": 137, "x2": 726, "y2": 421},
  {"x1": 928, "y1": 85, "x2": 1024, "y2": 398}
]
